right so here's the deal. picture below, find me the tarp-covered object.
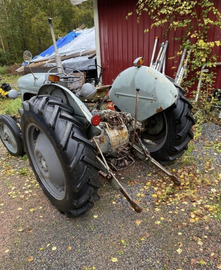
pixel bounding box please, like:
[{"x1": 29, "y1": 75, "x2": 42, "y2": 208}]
[
  {"x1": 33, "y1": 28, "x2": 95, "y2": 62},
  {"x1": 36, "y1": 31, "x2": 80, "y2": 58},
  {"x1": 17, "y1": 28, "x2": 96, "y2": 73}
]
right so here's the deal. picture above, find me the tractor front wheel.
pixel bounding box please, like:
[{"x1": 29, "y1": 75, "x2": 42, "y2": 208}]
[{"x1": 0, "y1": 115, "x2": 24, "y2": 156}]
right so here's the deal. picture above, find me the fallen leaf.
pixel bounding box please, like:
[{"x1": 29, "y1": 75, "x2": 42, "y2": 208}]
[
  {"x1": 68, "y1": 246, "x2": 72, "y2": 251},
  {"x1": 27, "y1": 256, "x2": 34, "y2": 262},
  {"x1": 176, "y1": 248, "x2": 182, "y2": 254},
  {"x1": 145, "y1": 232, "x2": 150, "y2": 237},
  {"x1": 135, "y1": 220, "x2": 142, "y2": 226},
  {"x1": 111, "y1": 257, "x2": 118, "y2": 262},
  {"x1": 52, "y1": 247, "x2": 57, "y2": 251},
  {"x1": 94, "y1": 215, "x2": 98, "y2": 218},
  {"x1": 198, "y1": 260, "x2": 206, "y2": 265},
  {"x1": 197, "y1": 240, "x2": 203, "y2": 246},
  {"x1": 5, "y1": 249, "x2": 10, "y2": 253}
]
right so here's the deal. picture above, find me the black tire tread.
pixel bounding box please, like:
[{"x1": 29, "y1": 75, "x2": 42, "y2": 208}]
[
  {"x1": 21, "y1": 96, "x2": 101, "y2": 217},
  {"x1": 149, "y1": 90, "x2": 195, "y2": 163}
]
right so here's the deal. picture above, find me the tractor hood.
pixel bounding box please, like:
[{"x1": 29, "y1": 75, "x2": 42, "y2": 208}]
[
  {"x1": 109, "y1": 66, "x2": 178, "y2": 121},
  {"x1": 17, "y1": 73, "x2": 47, "y2": 100}
]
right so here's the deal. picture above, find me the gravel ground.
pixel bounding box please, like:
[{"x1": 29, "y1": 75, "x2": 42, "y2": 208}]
[{"x1": 0, "y1": 122, "x2": 221, "y2": 270}]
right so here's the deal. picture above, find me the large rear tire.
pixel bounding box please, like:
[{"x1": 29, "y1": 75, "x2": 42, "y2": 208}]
[
  {"x1": 21, "y1": 96, "x2": 101, "y2": 217},
  {"x1": 142, "y1": 91, "x2": 195, "y2": 163}
]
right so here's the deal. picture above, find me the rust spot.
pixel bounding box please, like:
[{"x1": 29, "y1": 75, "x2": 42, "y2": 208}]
[
  {"x1": 156, "y1": 107, "x2": 163, "y2": 113},
  {"x1": 98, "y1": 136, "x2": 105, "y2": 144}
]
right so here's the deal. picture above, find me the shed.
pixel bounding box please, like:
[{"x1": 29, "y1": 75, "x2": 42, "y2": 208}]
[{"x1": 77, "y1": 0, "x2": 221, "y2": 93}]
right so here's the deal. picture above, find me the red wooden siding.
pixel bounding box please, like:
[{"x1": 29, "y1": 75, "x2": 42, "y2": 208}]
[{"x1": 97, "y1": 0, "x2": 221, "y2": 92}]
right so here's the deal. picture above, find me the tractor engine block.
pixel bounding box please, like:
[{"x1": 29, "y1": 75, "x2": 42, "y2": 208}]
[{"x1": 94, "y1": 110, "x2": 133, "y2": 157}]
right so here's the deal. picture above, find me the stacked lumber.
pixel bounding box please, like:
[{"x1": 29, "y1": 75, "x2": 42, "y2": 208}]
[{"x1": 16, "y1": 49, "x2": 96, "y2": 73}]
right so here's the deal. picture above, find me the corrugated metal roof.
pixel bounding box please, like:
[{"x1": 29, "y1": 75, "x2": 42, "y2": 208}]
[{"x1": 97, "y1": 0, "x2": 221, "y2": 92}]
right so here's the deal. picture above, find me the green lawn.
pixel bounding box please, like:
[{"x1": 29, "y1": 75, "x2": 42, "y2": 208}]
[{"x1": 0, "y1": 75, "x2": 22, "y2": 115}]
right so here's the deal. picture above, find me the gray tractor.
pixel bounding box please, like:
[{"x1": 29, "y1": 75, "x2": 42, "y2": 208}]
[{"x1": 0, "y1": 19, "x2": 195, "y2": 216}]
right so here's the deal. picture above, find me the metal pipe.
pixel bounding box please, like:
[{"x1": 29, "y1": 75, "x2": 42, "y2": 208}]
[
  {"x1": 93, "y1": 138, "x2": 142, "y2": 213},
  {"x1": 175, "y1": 48, "x2": 187, "y2": 83},
  {"x1": 48, "y1": 18, "x2": 64, "y2": 74},
  {"x1": 134, "y1": 134, "x2": 181, "y2": 186},
  {"x1": 194, "y1": 62, "x2": 221, "y2": 103},
  {"x1": 130, "y1": 88, "x2": 140, "y2": 149},
  {"x1": 153, "y1": 42, "x2": 164, "y2": 70},
  {"x1": 157, "y1": 40, "x2": 168, "y2": 72},
  {"x1": 176, "y1": 49, "x2": 191, "y2": 85},
  {"x1": 162, "y1": 57, "x2": 166, "y2": 74},
  {"x1": 150, "y1": 36, "x2": 159, "y2": 67}
]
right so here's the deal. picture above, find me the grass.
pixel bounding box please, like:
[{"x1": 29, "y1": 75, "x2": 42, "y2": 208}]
[
  {"x1": 0, "y1": 74, "x2": 20, "y2": 89},
  {"x1": 0, "y1": 98, "x2": 22, "y2": 115},
  {"x1": 0, "y1": 75, "x2": 22, "y2": 115},
  {"x1": 0, "y1": 65, "x2": 8, "y2": 75}
]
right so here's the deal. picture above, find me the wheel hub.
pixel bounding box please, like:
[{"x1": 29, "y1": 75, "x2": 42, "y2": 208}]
[
  {"x1": 141, "y1": 112, "x2": 167, "y2": 151},
  {"x1": 26, "y1": 125, "x2": 66, "y2": 200},
  {"x1": 37, "y1": 152, "x2": 48, "y2": 173},
  {"x1": 0, "y1": 124, "x2": 17, "y2": 153}
]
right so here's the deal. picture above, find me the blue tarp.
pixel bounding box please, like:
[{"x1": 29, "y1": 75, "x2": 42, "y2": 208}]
[
  {"x1": 28, "y1": 28, "x2": 96, "y2": 72},
  {"x1": 38, "y1": 30, "x2": 80, "y2": 58}
]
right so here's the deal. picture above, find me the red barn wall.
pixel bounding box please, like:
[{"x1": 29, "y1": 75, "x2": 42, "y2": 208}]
[{"x1": 97, "y1": 0, "x2": 221, "y2": 93}]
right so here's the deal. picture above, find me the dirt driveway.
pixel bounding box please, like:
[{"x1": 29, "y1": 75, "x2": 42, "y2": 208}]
[{"x1": 0, "y1": 123, "x2": 221, "y2": 270}]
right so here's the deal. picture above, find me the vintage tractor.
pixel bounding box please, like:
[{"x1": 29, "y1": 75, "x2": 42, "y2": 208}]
[{"x1": 0, "y1": 19, "x2": 195, "y2": 216}]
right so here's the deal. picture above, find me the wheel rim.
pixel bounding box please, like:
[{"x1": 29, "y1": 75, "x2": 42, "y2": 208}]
[
  {"x1": 141, "y1": 112, "x2": 168, "y2": 152},
  {"x1": 25, "y1": 123, "x2": 66, "y2": 200},
  {"x1": 0, "y1": 122, "x2": 18, "y2": 154}
]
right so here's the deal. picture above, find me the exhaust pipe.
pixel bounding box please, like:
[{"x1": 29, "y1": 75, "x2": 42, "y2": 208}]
[{"x1": 48, "y1": 18, "x2": 64, "y2": 74}]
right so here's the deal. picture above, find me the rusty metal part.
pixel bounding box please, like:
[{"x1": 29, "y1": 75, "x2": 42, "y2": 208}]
[
  {"x1": 95, "y1": 110, "x2": 133, "y2": 129},
  {"x1": 105, "y1": 122, "x2": 129, "y2": 149},
  {"x1": 95, "y1": 121, "x2": 129, "y2": 156},
  {"x1": 93, "y1": 138, "x2": 142, "y2": 213},
  {"x1": 156, "y1": 107, "x2": 163, "y2": 113},
  {"x1": 133, "y1": 134, "x2": 181, "y2": 186},
  {"x1": 93, "y1": 138, "x2": 110, "y2": 170},
  {"x1": 93, "y1": 110, "x2": 133, "y2": 157},
  {"x1": 108, "y1": 155, "x2": 135, "y2": 171},
  {"x1": 130, "y1": 88, "x2": 140, "y2": 149},
  {"x1": 106, "y1": 172, "x2": 142, "y2": 213}
]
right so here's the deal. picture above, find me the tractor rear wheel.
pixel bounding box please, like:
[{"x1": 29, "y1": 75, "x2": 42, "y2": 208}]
[
  {"x1": 21, "y1": 96, "x2": 101, "y2": 217},
  {"x1": 142, "y1": 92, "x2": 195, "y2": 163}
]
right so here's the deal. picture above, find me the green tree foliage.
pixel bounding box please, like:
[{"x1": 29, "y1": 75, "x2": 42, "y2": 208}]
[
  {"x1": 0, "y1": 0, "x2": 94, "y2": 64},
  {"x1": 129, "y1": 0, "x2": 221, "y2": 90}
]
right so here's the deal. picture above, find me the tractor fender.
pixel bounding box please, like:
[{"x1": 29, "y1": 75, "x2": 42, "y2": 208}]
[
  {"x1": 38, "y1": 83, "x2": 101, "y2": 138},
  {"x1": 109, "y1": 66, "x2": 178, "y2": 121}
]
